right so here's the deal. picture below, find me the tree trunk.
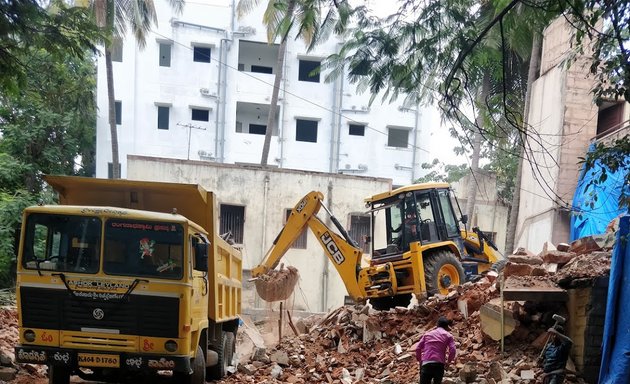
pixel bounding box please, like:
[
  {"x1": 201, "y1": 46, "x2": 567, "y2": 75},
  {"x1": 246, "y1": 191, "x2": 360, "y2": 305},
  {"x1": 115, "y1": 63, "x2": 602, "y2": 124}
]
[
  {"x1": 465, "y1": 73, "x2": 491, "y2": 222},
  {"x1": 260, "y1": 0, "x2": 296, "y2": 166},
  {"x1": 105, "y1": 46, "x2": 120, "y2": 178},
  {"x1": 505, "y1": 33, "x2": 541, "y2": 254}
]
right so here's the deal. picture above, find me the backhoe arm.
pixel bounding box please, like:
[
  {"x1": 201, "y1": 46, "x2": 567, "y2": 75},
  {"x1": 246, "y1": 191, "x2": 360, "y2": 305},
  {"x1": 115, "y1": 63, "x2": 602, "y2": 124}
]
[{"x1": 252, "y1": 191, "x2": 366, "y2": 300}]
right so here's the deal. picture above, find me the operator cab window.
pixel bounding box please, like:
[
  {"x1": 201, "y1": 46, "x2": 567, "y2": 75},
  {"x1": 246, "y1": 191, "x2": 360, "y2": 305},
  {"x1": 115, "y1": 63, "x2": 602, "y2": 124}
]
[
  {"x1": 22, "y1": 214, "x2": 101, "y2": 274},
  {"x1": 437, "y1": 189, "x2": 460, "y2": 238},
  {"x1": 416, "y1": 192, "x2": 439, "y2": 244}
]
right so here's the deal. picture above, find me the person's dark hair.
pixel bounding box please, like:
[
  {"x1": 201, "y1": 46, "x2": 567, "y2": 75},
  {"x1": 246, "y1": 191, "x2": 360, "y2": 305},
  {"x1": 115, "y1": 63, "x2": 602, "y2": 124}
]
[{"x1": 437, "y1": 316, "x2": 452, "y2": 329}]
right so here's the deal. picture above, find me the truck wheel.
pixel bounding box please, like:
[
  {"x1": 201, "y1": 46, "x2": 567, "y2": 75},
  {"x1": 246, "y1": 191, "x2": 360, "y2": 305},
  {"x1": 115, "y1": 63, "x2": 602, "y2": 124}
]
[
  {"x1": 173, "y1": 345, "x2": 205, "y2": 384},
  {"x1": 424, "y1": 251, "x2": 465, "y2": 296},
  {"x1": 224, "y1": 331, "x2": 235, "y2": 369},
  {"x1": 48, "y1": 365, "x2": 70, "y2": 384},
  {"x1": 207, "y1": 331, "x2": 230, "y2": 379}
]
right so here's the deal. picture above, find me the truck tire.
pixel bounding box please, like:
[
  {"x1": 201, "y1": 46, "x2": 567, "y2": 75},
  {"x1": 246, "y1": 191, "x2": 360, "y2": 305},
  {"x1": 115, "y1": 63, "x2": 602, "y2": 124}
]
[
  {"x1": 48, "y1": 365, "x2": 70, "y2": 384},
  {"x1": 173, "y1": 345, "x2": 205, "y2": 384},
  {"x1": 207, "y1": 331, "x2": 233, "y2": 379},
  {"x1": 424, "y1": 250, "x2": 465, "y2": 296},
  {"x1": 224, "y1": 331, "x2": 235, "y2": 373}
]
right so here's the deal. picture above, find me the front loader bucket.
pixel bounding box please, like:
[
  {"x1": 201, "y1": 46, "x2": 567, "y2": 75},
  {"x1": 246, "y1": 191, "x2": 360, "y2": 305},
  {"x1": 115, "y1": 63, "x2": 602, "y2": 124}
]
[{"x1": 255, "y1": 266, "x2": 300, "y2": 302}]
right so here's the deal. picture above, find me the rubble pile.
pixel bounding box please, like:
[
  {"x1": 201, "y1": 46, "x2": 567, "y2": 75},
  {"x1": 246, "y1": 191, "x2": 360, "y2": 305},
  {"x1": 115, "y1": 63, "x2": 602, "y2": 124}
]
[
  {"x1": 221, "y1": 276, "x2": 589, "y2": 384},
  {"x1": 223, "y1": 234, "x2": 615, "y2": 384},
  {"x1": 0, "y1": 307, "x2": 47, "y2": 384},
  {"x1": 503, "y1": 237, "x2": 612, "y2": 287}
]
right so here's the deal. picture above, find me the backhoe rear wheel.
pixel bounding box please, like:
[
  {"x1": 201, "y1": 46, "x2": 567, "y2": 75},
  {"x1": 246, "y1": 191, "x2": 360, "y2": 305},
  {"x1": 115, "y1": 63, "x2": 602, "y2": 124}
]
[{"x1": 424, "y1": 251, "x2": 465, "y2": 296}]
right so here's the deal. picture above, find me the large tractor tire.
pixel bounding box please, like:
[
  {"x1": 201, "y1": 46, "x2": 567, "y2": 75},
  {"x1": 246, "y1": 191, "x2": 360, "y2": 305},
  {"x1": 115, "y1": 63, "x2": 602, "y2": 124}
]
[
  {"x1": 48, "y1": 365, "x2": 70, "y2": 384},
  {"x1": 424, "y1": 251, "x2": 465, "y2": 296},
  {"x1": 173, "y1": 345, "x2": 205, "y2": 384}
]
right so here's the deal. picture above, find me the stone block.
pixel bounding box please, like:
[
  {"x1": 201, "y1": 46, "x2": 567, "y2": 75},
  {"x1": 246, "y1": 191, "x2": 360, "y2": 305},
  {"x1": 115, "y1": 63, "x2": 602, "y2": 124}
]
[
  {"x1": 504, "y1": 262, "x2": 534, "y2": 278},
  {"x1": 0, "y1": 367, "x2": 16, "y2": 381},
  {"x1": 507, "y1": 255, "x2": 543, "y2": 265},
  {"x1": 569, "y1": 236, "x2": 603, "y2": 255},
  {"x1": 541, "y1": 250, "x2": 576, "y2": 264}
]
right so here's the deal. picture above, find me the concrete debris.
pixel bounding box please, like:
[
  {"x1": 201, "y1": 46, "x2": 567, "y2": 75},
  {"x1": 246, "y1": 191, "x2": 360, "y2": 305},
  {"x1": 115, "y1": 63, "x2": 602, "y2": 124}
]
[
  {"x1": 507, "y1": 254, "x2": 543, "y2": 265},
  {"x1": 270, "y1": 364, "x2": 283, "y2": 379},
  {"x1": 541, "y1": 250, "x2": 577, "y2": 265},
  {"x1": 557, "y1": 243, "x2": 571, "y2": 252},
  {"x1": 569, "y1": 235, "x2": 604, "y2": 255}
]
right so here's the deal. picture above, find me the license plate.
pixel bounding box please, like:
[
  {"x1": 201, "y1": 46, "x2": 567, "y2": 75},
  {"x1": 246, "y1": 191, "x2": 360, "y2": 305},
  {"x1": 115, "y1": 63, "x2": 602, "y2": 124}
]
[{"x1": 78, "y1": 353, "x2": 120, "y2": 368}]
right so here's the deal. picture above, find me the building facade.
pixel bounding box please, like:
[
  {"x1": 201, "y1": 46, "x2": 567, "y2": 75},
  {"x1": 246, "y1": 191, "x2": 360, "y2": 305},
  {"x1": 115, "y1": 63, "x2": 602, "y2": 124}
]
[
  {"x1": 96, "y1": 0, "x2": 437, "y2": 186},
  {"x1": 515, "y1": 17, "x2": 629, "y2": 253}
]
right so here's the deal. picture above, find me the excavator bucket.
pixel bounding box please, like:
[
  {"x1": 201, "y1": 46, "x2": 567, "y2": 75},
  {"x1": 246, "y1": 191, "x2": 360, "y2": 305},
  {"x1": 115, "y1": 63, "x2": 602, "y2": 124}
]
[{"x1": 255, "y1": 266, "x2": 300, "y2": 302}]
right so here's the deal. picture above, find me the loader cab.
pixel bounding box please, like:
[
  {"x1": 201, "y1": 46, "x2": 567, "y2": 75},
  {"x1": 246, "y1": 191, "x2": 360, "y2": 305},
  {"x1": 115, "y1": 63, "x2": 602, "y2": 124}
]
[{"x1": 368, "y1": 184, "x2": 464, "y2": 258}]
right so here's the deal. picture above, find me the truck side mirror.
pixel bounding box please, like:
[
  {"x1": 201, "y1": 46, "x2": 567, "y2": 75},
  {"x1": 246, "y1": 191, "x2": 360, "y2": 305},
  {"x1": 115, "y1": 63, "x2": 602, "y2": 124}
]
[
  {"x1": 194, "y1": 243, "x2": 208, "y2": 272},
  {"x1": 461, "y1": 214, "x2": 468, "y2": 225}
]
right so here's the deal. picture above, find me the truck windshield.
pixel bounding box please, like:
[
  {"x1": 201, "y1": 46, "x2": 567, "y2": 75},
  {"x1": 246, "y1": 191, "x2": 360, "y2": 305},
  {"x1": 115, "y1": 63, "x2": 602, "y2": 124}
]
[
  {"x1": 22, "y1": 214, "x2": 101, "y2": 274},
  {"x1": 103, "y1": 219, "x2": 184, "y2": 280}
]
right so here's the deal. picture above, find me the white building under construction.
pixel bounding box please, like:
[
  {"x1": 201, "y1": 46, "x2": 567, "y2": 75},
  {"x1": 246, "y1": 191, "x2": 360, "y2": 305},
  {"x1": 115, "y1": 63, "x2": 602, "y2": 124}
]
[{"x1": 94, "y1": 0, "x2": 437, "y2": 186}]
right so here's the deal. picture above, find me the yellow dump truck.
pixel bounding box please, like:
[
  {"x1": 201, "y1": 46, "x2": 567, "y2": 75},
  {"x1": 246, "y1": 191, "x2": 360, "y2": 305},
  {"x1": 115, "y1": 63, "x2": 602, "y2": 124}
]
[{"x1": 14, "y1": 176, "x2": 242, "y2": 384}]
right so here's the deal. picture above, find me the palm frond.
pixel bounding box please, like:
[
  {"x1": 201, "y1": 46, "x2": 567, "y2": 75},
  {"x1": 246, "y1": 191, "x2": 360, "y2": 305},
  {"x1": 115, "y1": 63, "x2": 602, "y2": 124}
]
[{"x1": 237, "y1": 0, "x2": 261, "y2": 18}]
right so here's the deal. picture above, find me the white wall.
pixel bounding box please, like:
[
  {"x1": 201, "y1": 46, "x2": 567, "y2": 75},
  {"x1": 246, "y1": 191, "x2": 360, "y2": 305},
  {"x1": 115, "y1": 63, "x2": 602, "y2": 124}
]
[
  {"x1": 127, "y1": 155, "x2": 392, "y2": 312},
  {"x1": 96, "y1": 0, "x2": 434, "y2": 185}
]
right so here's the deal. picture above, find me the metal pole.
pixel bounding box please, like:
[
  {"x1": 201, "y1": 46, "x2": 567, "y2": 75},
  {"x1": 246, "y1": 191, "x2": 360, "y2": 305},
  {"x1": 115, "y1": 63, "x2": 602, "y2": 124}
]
[{"x1": 187, "y1": 126, "x2": 192, "y2": 160}]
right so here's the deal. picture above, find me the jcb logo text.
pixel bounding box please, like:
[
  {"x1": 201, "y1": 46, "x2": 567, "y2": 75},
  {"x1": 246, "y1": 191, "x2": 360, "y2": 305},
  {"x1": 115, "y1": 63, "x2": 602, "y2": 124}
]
[{"x1": 321, "y1": 232, "x2": 345, "y2": 264}]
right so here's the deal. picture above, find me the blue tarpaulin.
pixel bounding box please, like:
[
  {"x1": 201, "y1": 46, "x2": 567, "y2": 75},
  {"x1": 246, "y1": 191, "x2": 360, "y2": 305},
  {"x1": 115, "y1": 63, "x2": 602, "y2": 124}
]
[
  {"x1": 598, "y1": 215, "x2": 630, "y2": 383},
  {"x1": 570, "y1": 144, "x2": 629, "y2": 241}
]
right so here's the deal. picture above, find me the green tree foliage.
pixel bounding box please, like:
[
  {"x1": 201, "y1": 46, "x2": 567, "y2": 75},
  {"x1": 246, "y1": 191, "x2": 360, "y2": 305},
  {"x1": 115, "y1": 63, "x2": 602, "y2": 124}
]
[
  {"x1": 0, "y1": 47, "x2": 97, "y2": 287},
  {"x1": 416, "y1": 159, "x2": 468, "y2": 184},
  {"x1": 0, "y1": 0, "x2": 100, "y2": 94}
]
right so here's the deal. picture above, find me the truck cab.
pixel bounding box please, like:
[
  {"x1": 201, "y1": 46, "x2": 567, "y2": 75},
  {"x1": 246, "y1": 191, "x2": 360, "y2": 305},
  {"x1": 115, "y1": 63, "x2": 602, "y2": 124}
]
[{"x1": 14, "y1": 176, "x2": 241, "y2": 384}]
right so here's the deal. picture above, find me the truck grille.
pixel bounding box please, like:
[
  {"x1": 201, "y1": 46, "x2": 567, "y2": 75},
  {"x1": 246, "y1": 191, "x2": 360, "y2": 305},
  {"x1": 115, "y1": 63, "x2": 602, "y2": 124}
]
[{"x1": 20, "y1": 287, "x2": 179, "y2": 338}]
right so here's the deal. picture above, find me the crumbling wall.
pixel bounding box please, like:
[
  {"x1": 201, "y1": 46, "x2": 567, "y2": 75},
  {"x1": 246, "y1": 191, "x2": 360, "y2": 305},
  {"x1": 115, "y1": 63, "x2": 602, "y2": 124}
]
[{"x1": 567, "y1": 276, "x2": 608, "y2": 383}]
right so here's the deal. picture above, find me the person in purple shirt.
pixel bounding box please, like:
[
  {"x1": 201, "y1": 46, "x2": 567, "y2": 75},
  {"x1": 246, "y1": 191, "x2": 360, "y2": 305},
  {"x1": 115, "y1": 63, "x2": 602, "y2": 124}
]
[{"x1": 415, "y1": 316, "x2": 457, "y2": 384}]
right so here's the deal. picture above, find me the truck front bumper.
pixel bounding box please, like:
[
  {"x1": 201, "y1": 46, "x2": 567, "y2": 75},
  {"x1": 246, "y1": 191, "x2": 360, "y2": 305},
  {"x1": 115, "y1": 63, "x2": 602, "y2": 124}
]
[{"x1": 15, "y1": 345, "x2": 192, "y2": 373}]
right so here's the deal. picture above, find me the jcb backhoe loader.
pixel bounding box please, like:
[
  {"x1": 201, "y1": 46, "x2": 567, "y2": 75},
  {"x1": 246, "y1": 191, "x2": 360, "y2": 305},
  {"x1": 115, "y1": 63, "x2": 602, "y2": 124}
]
[{"x1": 252, "y1": 183, "x2": 503, "y2": 310}]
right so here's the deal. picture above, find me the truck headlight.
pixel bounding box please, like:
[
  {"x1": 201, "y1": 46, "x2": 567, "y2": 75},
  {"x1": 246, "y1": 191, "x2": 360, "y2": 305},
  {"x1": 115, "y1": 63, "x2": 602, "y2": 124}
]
[
  {"x1": 24, "y1": 330, "x2": 36, "y2": 342},
  {"x1": 164, "y1": 340, "x2": 178, "y2": 352}
]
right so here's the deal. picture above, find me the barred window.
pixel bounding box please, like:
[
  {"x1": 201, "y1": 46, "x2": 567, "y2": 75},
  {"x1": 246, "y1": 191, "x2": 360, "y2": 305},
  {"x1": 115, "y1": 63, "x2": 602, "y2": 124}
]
[
  {"x1": 349, "y1": 214, "x2": 370, "y2": 253},
  {"x1": 220, "y1": 205, "x2": 245, "y2": 244}
]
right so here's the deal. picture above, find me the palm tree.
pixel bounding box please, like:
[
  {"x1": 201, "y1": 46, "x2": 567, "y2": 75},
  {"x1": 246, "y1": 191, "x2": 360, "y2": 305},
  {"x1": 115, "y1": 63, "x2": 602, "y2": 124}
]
[
  {"x1": 93, "y1": 0, "x2": 183, "y2": 178},
  {"x1": 237, "y1": 0, "x2": 346, "y2": 166}
]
